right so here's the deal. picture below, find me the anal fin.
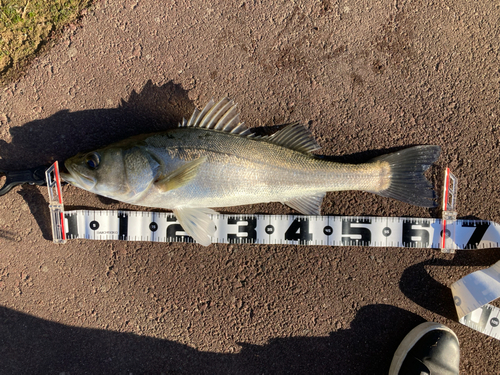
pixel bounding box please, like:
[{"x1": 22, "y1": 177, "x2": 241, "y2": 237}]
[
  {"x1": 283, "y1": 193, "x2": 326, "y2": 216},
  {"x1": 173, "y1": 207, "x2": 217, "y2": 246}
]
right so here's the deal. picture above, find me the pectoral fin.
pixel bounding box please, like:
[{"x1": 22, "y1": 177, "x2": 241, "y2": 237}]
[
  {"x1": 155, "y1": 156, "x2": 207, "y2": 192},
  {"x1": 283, "y1": 193, "x2": 326, "y2": 215},
  {"x1": 173, "y1": 207, "x2": 217, "y2": 246}
]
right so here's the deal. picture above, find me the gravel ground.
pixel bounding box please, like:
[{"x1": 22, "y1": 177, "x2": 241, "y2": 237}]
[{"x1": 0, "y1": 0, "x2": 499, "y2": 373}]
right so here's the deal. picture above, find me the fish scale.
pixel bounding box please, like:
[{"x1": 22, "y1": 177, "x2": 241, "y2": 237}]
[
  {"x1": 61, "y1": 98, "x2": 440, "y2": 245},
  {"x1": 141, "y1": 129, "x2": 377, "y2": 206}
]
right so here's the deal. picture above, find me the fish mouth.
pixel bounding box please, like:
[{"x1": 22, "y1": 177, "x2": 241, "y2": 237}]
[{"x1": 60, "y1": 163, "x2": 96, "y2": 190}]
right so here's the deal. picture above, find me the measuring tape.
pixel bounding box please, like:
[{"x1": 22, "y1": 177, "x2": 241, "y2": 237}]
[
  {"x1": 451, "y1": 261, "x2": 500, "y2": 340},
  {"x1": 57, "y1": 210, "x2": 499, "y2": 250},
  {"x1": 45, "y1": 163, "x2": 500, "y2": 340}
]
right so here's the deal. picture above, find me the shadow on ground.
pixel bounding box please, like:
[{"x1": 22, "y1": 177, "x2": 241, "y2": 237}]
[
  {"x1": 0, "y1": 80, "x2": 434, "y2": 170},
  {"x1": 0, "y1": 80, "x2": 195, "y2": 171},
  {"x1": 400, "y1": 248, "x2": 500, "y2": 320},
  {"x1": 0, "y1": 303, "x2": 424, "y2": 375}
]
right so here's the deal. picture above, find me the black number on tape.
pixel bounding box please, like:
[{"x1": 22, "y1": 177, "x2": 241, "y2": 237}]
[
  {"x1": 284, "y1": 218, "x2": 312, "y2": 244},
  {"x1": 65, "y1": 213, "x2": 78, "y2": 238},
  {"x1": 463, "y1": 222, "x2": 490, "y2": 249},
  {"x1": 166, "y1": 219, "x2": 193, "y2": 243},
  {"x1": 227, "y1": 216, "x2": 257, "y2": 243},
  {"x1": 402, "y1": 220, "x2": 430, "y2": 247},
  {"x1": 118, "y1": 213, "x2": 128, "y2": 239},
  {"x1": 341, "y1": 219, "x2": 371, "y2": 245}
]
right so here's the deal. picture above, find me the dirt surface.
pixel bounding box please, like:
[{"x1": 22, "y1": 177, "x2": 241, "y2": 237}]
[
  {"x1": 0, "y1": 0, "x2": 94, "y2": 85},
  {"x1": 0, "y1": 0, "x2": 499, "y2": 373}
]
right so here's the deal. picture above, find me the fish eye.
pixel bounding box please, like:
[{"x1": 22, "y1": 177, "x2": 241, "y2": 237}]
[{"x1": 85, "y1": 152, "x2": 101, "y2": 170}]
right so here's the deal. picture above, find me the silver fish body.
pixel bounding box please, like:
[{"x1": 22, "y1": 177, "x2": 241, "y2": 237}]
[{"x1": 62, "y1": 98, "x2": 440, "y2": 245}]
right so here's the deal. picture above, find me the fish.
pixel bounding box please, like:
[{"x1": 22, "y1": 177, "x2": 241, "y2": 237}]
[{"x1": 61, "y1": 98, "x2": 441, "y2": 246}]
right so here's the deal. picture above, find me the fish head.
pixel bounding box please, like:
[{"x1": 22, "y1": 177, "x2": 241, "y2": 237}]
[{"x1": 61, "y1": 147, "x2": 128, "y2": 196}]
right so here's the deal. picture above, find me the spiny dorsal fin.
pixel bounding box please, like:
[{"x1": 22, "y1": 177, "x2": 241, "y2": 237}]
[
  {"x1": 179, "y1": 99, "x2": 321, "y2": 152},
  {"x1": 266, "y1": 123, "x2": 321, "y2": 154},
  {"x1": 179, "y1": 98, "x2": 252, "y2": 136}
]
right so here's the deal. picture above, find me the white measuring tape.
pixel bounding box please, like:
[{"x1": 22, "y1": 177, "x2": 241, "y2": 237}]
[
  {"x1": 45, "y1": 163, "x2": 500, "y2": 340},
  {"x1": 56, "y1": 211, "x2": 499, "y2": 249}
]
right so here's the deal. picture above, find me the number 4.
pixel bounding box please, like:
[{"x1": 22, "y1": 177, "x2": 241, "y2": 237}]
[{"x1": 284, "y1": 218, "x2": 312, "y2": 244}]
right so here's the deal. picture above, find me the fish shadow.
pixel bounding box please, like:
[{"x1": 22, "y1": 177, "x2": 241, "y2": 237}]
[
  {"x1": 0, "y1": 303, "x2": 424, "y2": 374},
  {"x1": 17, "y1": 185, "x2": 53, "y2": 240},
  {"x1": 399, "y1": 248, "x2": 500, "y2": 320},
  {"x1": 0, "y1": 80, "x2": 194, "y2": 171},
  {"x1": 0, "y1": 74, "x2": 442, "y2": 170}
]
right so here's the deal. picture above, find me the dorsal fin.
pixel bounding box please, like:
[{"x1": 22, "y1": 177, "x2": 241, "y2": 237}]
[
  {"x1": 266, "y1": 122, "x2": 321, "y2": 153},
  {"x1": 179, "y1": 99, "x2": 321, "y2": 153},
  {"x1": 179, "y1": 98, "x2": 253, "y2": 136}
]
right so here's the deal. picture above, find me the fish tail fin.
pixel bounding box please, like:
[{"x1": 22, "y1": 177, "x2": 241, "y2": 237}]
[{"x1": 370, "y1": 145, "x2": 441, "y2": 207}]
